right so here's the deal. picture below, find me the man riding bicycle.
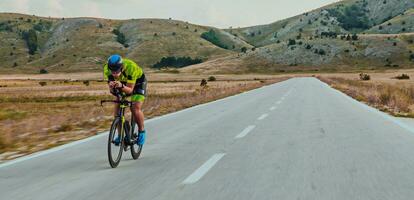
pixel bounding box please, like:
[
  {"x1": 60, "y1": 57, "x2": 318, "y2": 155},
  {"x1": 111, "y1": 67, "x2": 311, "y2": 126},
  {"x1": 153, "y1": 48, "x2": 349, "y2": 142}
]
[{"x1": 104, "y1": 54, "x2": 147, "y2": 145}]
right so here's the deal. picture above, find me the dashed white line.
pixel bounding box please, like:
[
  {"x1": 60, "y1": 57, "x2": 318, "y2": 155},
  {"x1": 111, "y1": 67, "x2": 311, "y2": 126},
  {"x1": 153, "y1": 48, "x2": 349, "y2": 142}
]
[
  {"x1": 235, "y1": 125, "x2": 256, "y2": 139},
  {"x1": 270, "y1": 106, "x2": 277, "y2": 111},
  {"x1": 257, "y1": 114, "x2": 269, "y2": 120},
  {"x1": 183, "y1": 153, "x2": 226, "y2": 184}
]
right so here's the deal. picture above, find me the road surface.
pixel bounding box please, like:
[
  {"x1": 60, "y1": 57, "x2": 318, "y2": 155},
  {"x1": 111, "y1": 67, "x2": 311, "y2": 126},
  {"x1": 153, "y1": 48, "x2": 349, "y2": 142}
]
[{"x1": 1, "y1": 78, "x2": 414, "y2": 200}]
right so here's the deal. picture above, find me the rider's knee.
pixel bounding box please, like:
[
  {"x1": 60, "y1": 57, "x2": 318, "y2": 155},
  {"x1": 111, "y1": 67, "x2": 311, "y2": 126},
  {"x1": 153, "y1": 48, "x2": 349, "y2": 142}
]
[{"x1": 132, "y1": 102, "x2": 143, "y2": 112}]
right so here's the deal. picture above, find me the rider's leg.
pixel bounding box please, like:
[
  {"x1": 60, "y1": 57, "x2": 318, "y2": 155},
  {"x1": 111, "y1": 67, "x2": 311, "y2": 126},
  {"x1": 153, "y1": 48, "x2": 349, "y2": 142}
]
[
  {"x1": 132, "y1": 102, "x2": 145, "y2": 131},
  {"x1": 113, "y1": 96, "x2": 120, "y2": 117},
  {"x1": 131, "y1": 94, "x2": 146, "y2": 145}
]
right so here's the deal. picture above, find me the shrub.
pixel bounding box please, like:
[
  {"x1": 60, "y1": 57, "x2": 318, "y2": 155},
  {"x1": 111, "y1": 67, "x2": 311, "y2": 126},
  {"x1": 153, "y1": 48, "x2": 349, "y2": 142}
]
[
  {"x1": 208, "y1": 76, "x2": 216, "y2": 81},
  {"x1": 410, "y1": 54, "x2": 414, "y2": 61},
  {"x1": 200, "y1": 29, "x2": 227, "y2": 49},
  {"x1": 39, "y1": 69, "x2": 48, "y2": 74},
  {"x1": 288, "y1": 39, "x2": 296, "y2": 46},
  {"x1": 38, "y1": 81, "x2": 47, "y2": 86},
  {"x1": 351, "y1": 33, "x2": 358, "y2": 40},
  {"x1": 13, "y1": 62, "x2": 18, "y2": 67},
  {"x1": 152, "y1": 56, "x2": 202, "y2": 68},
  {"x1": 327, "y1": 4, "x2": 369, "y2": 30},
  {"x1": 318, "y1": 49, "x2": 326, "y2": 55},
  {"x1": 33, "y1": 21, "x2": 52, "y2": 32},
  {"x1": 359, "y1": 73, "x2": 370, "y2": 81},
  {"x1": 83, "y1": 80, "x2": 90, "y2": 86},
  {"x1": 0, "y1": 22, "x2": 13, "y2": 32},
  {"x1": 22, "y1": 29, "x2": 38, "y2": 55},
  {"x1": 241, "y1": 47, "x2": 247, "y2": 53},
  {"x1": 395, "y1": 74, "x2": 410, "y2": 80},
  {"x1": 112, "y1": 28, "x2": 127, "y2": 47},
  {"x1": 200, "y1": 79, "x2": 207, "y2": 87}
]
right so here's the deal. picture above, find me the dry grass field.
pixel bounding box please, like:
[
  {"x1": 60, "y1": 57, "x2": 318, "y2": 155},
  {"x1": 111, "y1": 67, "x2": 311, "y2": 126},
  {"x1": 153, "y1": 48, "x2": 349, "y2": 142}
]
[
  {"x1": 318, "y1": 69, "x2": 414, "y2": 118},
  {"x1": 0, "y1": 73, "x2": 290, "y2": 162}
]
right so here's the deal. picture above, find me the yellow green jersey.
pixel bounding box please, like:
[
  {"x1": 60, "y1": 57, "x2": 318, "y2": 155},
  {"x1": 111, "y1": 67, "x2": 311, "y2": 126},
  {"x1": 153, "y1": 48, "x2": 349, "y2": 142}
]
[{"x1": 103, "y1": 58, "x2": 143, "y2": 84}]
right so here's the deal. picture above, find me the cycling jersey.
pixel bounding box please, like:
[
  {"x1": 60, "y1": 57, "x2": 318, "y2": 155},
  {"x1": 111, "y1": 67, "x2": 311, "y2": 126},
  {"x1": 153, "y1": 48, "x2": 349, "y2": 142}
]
[{"x1": 103, "y1": 58, "x2": 147, "y2": 102}]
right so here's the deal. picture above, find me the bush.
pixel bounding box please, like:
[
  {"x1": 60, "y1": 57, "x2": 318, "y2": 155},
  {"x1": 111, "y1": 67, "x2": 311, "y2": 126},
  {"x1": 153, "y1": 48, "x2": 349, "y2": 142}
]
[
  {"x1": 359, "y1": 73, "x2": 370, "y2": 81},
  {"x1": 351, "y1": 33, "x2": 358, "y2": 40},
  {"x1": 39, "y1": 69, "x2": 48, "y2": 74},
  {"x1": 327, "y1": 4, "x2": 370, "y2": 30},
  {"x1": 201, "y1": 29, "x2": 228, "y2": 49},
  {"x1": 38, "y1": 81, "x2": 47, "y2": 86},
  {"x1": 318, "y1": 49, "x2": 326, "y2": 55},
  {"x1": 208, "y1": 76, "x2": 216, "y2": 81},
  {"x1": 33, "y1": 21, "x2": 52, "y2": 32},
  {"x1": 200, "y1": 79, "x2": 207, "y2": 87},
  {"x1": 152, "y1": 56, "x2": 202, "y2": 68},
  {"x1": 395, "y1": 74, "x2": 410, "y2": 80},
  {"x1": 241, "y1": 47, "x2": 247, "y2": 53},
  {"x1": 22, "y1": 29, "x2": 38, "y2": 55},
  {"x1": 83, "y1": 80, "x2": 90, "y2": 86},
  {"x1": 0, "y1": 22, "x2": 13, "y2": 32},
  {"x1": 288, "y1": 39, "x2": 296, "y2": 46},
  {"x1": 112, "y1": 29, "x2": 127, "y2": 47}
]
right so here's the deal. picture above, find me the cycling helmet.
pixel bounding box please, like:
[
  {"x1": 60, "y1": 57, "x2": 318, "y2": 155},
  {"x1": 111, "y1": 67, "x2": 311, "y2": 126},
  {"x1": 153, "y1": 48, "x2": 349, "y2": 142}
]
[{"x1": 107, "y1": 54, "x2": 123, "y2": 71}]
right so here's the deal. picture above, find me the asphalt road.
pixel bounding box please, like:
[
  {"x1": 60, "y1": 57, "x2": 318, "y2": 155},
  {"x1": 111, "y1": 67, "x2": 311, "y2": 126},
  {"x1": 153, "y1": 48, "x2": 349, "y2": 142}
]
[{"x1": 2, "y1": 77, "x2": 414, "y2": 200}]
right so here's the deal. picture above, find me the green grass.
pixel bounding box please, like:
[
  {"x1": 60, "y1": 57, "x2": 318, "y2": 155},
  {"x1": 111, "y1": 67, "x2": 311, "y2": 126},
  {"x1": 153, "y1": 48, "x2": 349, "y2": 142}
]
[{"x1": 0, "y1": 109, "x2": 27, "y2": 120}]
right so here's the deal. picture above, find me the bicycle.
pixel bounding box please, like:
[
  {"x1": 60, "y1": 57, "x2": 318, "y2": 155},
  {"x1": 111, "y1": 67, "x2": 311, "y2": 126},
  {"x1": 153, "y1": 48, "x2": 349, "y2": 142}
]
[{"x1": 101, "y1": 91, "x2": 143, "y2": 168}]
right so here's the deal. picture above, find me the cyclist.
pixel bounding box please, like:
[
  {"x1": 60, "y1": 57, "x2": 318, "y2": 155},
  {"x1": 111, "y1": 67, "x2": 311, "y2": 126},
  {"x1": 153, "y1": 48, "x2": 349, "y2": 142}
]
[{"x1": 103, "y1": 54, "x2": 147, "y2": 145}]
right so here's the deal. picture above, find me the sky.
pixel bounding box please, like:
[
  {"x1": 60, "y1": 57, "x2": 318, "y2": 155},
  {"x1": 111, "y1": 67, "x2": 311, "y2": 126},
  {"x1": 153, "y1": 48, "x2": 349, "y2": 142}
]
[{"x1": 0, "y1": 0, "x2": 340, "y2": 28}]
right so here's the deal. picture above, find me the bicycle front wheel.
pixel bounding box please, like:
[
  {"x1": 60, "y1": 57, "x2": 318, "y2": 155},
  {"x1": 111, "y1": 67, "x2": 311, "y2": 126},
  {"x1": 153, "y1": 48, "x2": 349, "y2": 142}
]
[
  {"x1": 108, "y1": 118, "x2": 124, "y2": 168},
  {"x1": 130, "y1": 120, "x2": 143, "y2": 160}
]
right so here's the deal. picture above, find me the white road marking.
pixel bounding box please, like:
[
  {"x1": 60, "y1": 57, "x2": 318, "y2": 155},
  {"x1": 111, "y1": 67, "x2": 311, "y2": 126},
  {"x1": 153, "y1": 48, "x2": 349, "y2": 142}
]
[
  {"x1": 235, "y1": 125, "x2": 256, "y2": 139},
  {"x1": 257, "y1": 114, "x2": 269, "y2": 120},
  {"x1": 183, "y1": 153, "x2": 226, "y2": 184},
  {"x1": 270, "y1": 106, "x2": 277, "y2": 111}
]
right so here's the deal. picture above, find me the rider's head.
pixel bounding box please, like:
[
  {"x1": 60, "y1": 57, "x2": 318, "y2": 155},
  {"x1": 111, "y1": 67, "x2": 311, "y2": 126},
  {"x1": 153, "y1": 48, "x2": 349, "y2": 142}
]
[{"x1": 107, "y1": 54, "x2": 123, "y2": 78}]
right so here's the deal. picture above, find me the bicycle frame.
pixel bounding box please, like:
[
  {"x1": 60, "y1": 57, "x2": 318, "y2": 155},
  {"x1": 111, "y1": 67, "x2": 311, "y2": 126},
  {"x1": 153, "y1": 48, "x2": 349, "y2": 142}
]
[{"x1": 101, "y1": 96, "x2": 135, "y2": 144}]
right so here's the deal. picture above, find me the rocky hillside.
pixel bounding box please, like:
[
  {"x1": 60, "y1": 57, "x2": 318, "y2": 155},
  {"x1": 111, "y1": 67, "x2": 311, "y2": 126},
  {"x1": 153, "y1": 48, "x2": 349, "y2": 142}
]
[
  {"x1": 0, "y1": 0, "x2": 413, "y2": 74},
  {"x1": 0, "y1": 13, "x2": 251, "y2": 73},
  {"x1": 228, "y1": 0, "x2": 414, "y2": 47}
]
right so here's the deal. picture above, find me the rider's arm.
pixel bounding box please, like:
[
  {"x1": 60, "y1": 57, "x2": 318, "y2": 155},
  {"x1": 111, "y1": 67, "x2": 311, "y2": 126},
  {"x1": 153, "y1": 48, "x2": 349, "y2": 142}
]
[{"x1": 118, "y1": 82, "x2": 135, "y2": 94}]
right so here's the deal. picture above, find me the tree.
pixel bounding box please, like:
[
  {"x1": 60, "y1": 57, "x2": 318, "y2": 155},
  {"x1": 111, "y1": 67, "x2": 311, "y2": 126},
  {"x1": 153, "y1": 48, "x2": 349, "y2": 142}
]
[
  {"x1": 208, "y1": 76, "x2": 216, "y2": 81},
  {"x1": 288, "y1": 39, "x2": 296, "y2": 46},
  {"x1": 201, "y1": 29, "x2": 228, "y2": 49},
  {"x1": 351, "y1": 33, "x2": 358, "y2": 40},
  {"x1": 22, "y1": 29, "x2": 38, "y2": 55},
  {"x1": 241, "y1": 47, "x2": 247, "y2": 53},
  {"x1": 152, "y1": 56, "x2": 203, "y2": 68}
]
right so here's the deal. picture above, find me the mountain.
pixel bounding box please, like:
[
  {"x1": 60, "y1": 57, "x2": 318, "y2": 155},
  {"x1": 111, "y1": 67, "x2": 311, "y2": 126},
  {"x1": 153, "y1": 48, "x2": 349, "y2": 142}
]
[
  {"x1": 0, "y1": 0, "x2": 413, "y2": 74},
  {"x1": 0, "y1": 13, "x2": 251, "y2": 73}
]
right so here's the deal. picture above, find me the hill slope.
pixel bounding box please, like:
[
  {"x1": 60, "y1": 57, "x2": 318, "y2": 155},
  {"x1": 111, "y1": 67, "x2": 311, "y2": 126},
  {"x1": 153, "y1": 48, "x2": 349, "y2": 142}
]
[
  {"x1": 0, "y1": 0, "x2": 413, "y2": 74},
  {"x1": 0, "y1": 13, "x2": 251, "y2": 73}
]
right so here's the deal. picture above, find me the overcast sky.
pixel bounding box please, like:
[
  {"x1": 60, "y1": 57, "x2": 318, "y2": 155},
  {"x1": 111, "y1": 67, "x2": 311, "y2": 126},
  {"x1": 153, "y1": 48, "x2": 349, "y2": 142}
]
[{"x1": 0, "y1": 0, "x2": 340, "y2": 28}]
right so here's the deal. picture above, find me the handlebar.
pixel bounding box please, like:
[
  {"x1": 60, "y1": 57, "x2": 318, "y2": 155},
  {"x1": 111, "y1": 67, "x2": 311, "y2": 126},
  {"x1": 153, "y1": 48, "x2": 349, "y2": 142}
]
[
  {"x1": 100, "y1": 99, "x2": 134, "y2": 107},
  {"x1": 100, "y1": 88, "x2": 134, "y2": 107}
]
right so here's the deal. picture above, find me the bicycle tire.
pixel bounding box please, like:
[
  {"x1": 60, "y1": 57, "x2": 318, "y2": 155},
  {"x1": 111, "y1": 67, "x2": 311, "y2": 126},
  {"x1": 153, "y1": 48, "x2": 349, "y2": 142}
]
[
  {"x1": 108, "y1": 118, "x2": 124, "y2": 168},
  {"x1": 130, "y1": 120, "x2": 143, "y2": 160}
]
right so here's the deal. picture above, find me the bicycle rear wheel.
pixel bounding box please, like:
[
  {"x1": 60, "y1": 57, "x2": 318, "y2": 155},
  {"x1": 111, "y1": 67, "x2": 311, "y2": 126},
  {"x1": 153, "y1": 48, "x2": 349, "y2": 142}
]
[
  {"x1": 130, "y1": 120, "x2": 143, "y2": 160},
  {"x1": 108, "y1": 118, "x2": 124, "y2": 168}
]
